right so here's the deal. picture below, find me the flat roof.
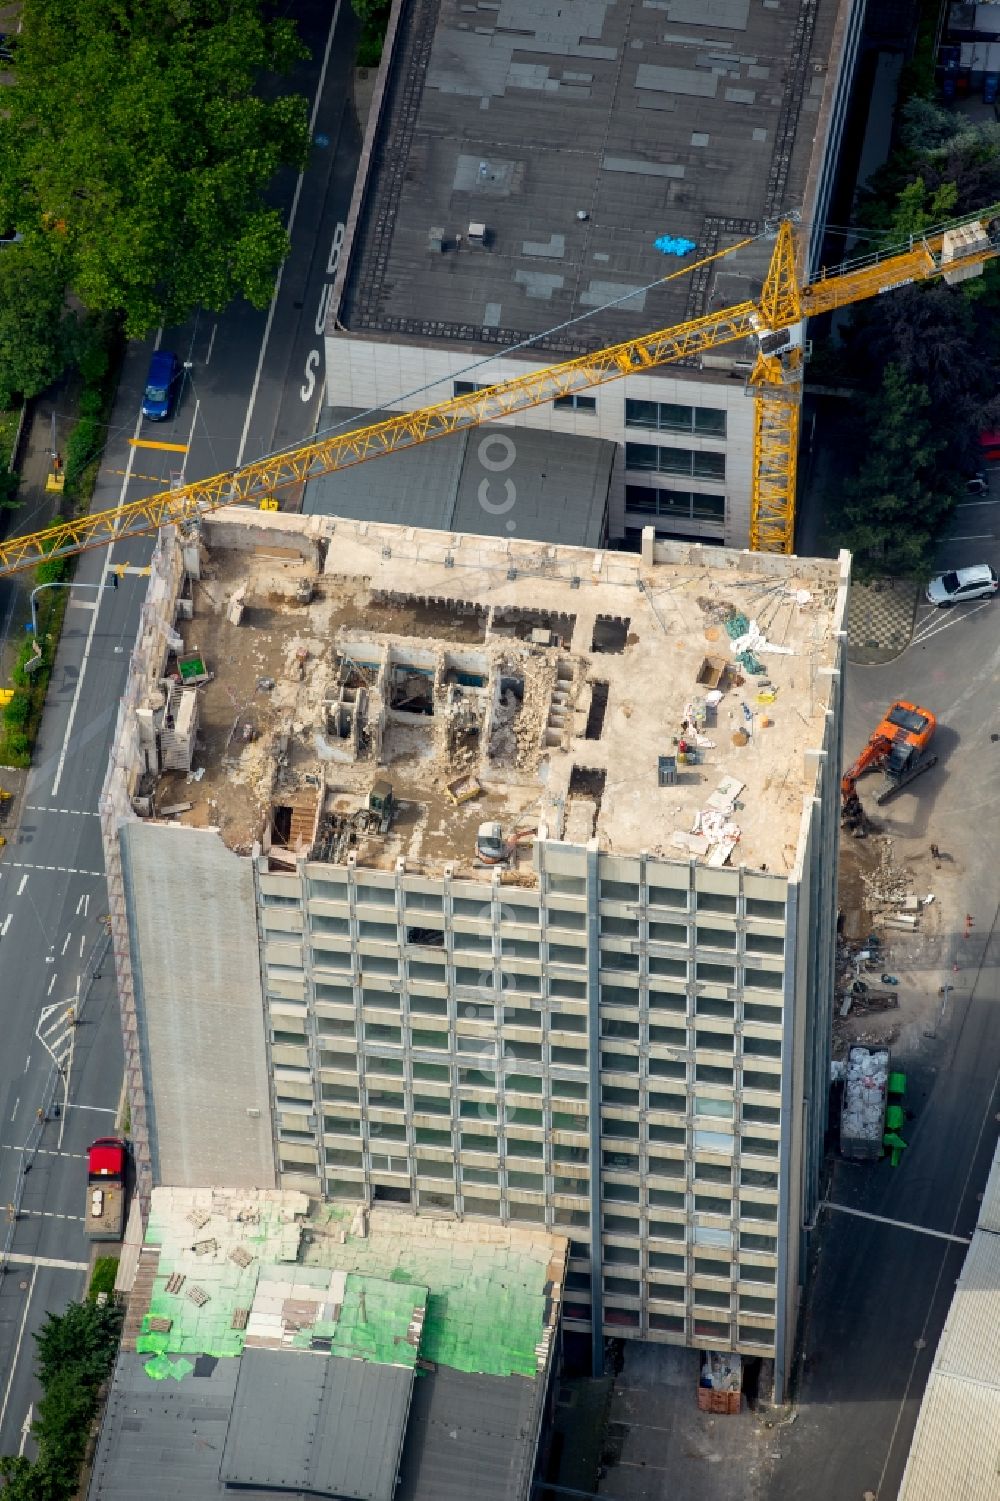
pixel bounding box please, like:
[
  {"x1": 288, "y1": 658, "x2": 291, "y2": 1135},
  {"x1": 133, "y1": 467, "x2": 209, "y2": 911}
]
[
  {"x1": 139, "y1": 511, "x2": 846, "y2": 880},
  {"x1": 332, "y1": 0, "x2": 848, "y2": 360},
  {"x1": 305, "y1": 411, "x2": 613, "y2": 549}
]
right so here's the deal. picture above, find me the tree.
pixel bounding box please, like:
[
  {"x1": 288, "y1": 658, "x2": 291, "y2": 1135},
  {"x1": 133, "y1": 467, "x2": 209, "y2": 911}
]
[
  {"x1": 0, "y1": 0, "x2": 310, "y2": 338},
  {"x1": 836, "y1": 365, "x2": 954, "y2": 579},
  {"x1": 0, "y1": 239, "x2": 78, "y2": 405},
  {"x1": 33, "y1": 1299, "x2": 122, "y2": 1391}
]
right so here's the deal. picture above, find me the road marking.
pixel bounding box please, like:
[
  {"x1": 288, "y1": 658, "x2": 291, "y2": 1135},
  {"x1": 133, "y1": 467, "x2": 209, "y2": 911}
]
[
  {"x1": 76, "y1": 893, "x2": 90, "y2": 916},
  {"x1": 0, "y1": 1267, "x2": 36, "y2": 1435},
  {"x1": 9, "y1": 1097, "x2": 18, "y2": 1120},
  {"x1": 0, "y1": 1144, "x2": 85, "y2": 1160},
  {"x1": 16, "y1": 875, "x2": 27, "y2": 895},
  {"x1": 50, "y1": 572, "x2": 107, "y2": 799},
  {"x1": 955, "y1": 499, "x2": 998, "y2": 508},
  {"x1": 823, "y1": 1200, "x2": 971, "y2": 1244},
  {"x1": 946, "y1": 532, "x2": 994, "y2": 541},
  {"x1": 61, "y1": 933, "x2": 71, "y2": 956},
  {"x1": 1, "y1": 914, "x2": 10, "y2": 936},
  {"x1": 18, "y1": 1402, "x2": 33, "y2": 1458},
  {"x1": 66, "y1": 599, "x2": 97, "y2": 612},
  {"x1": 127, "y1": 436, "x2": 189, "y2": 453},
  {"x1": 46, "y1": 974, "x2": 57, "y2": 996},
  {"x1": 910, "y1": 597, "x2": 994, "y2": 649},
  {"x1": 205, "y1": 321, "x2": 218, "y2": 365},
  {"x1": 178, "y1": 399, "x2": 199, "y2": 485},
  {"x1": 63, "y1": 1103, "x2": 116, "y2": 1114},
  {"x1": 19, "y1": 1210, "x2": 85, "y2": 1222},
  {"x1": 22, "y1": 1055, "x2": 29, "y2": 1073},
  {"x1": 234, "y1": 0, "x2": 342, "y2": 466},
  {"x1": 26, "y1": 806, "x2": 99, "y2": 817},
  {"x1": 3, "y1": 1253, "x2": 88, "y2": 1272},
  {"x1": 6, "y1": 864, "x2": 104, "y2": 877},
  {"x1": 79, "y1": 934, "x2": 85, "y2": 958}
]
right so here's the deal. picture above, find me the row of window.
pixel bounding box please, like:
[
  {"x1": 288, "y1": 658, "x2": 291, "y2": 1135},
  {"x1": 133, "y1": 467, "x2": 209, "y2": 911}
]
[
  {"x1": 290, "y1": 915, "x2": 785, "y2": 957},
  {"x1": 624, "y1": 484, "x2": 726, "y2": 522},
  {"x1": 449, "y1": 389, "x2": 730, "y2": 438},
  {"x1": 285, "y1": 877, "x2": 786, "y2": 923},
  {"x1": 625, "y1": 443, "x2": 726, "y2": 480}
]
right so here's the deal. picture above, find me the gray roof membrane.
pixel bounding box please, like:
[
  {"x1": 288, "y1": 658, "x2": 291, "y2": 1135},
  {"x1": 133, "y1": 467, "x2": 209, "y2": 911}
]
[
  {"x1": 336, "y1": 0, "x2": 843, "y2": 357},
  {"x1": 305, "y1": 411, "x2": 614, "y2": 549}
]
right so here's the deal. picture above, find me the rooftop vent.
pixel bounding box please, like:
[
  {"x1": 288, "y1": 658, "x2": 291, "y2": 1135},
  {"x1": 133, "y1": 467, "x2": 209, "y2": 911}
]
[
  {"x1": 428, "y1": 226, "x2": 445, "y2": 253},
  {"x1": 468, "y1": 221, "x2": 487, "y2": 244}
]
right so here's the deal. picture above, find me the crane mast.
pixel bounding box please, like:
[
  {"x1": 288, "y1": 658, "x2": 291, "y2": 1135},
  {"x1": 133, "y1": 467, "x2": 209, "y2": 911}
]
[{"x1": 0, "y1": 207, "x2": 997, "y2": 579}]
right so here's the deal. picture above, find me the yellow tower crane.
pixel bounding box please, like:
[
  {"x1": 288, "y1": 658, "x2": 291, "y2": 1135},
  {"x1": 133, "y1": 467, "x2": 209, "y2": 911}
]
[{"x1": 0, "y1": 208, "x2": 997, "y2": 579}]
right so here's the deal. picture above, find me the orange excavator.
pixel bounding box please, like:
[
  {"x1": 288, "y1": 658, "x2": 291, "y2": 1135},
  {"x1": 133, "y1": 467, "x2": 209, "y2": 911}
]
[{"x1": 841, "y1": 702, "x2": 938, "y2": 828}]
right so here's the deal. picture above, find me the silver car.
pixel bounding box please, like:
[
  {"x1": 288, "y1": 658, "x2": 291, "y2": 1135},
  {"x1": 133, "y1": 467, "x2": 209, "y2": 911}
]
[{"x1": 925, "y1": 563, "x2": 999, "y2": 606}]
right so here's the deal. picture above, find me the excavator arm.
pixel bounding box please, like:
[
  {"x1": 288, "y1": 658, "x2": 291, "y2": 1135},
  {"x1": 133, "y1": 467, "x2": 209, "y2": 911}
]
[
  {"x1": 840, "y1": 736, "x2": 891, "y2": 802},
  {"x1": 1, "y1": 208, "x2": 998, "y2": 579}
]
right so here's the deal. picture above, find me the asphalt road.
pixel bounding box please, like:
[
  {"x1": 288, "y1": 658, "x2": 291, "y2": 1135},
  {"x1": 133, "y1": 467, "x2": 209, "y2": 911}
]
[
  {"x1": 762, "y1": 489, "x2": 1000, "y2": 1499},
  {"x1": 0, "y1": 0, "x2": 359, "y2": 1459}
]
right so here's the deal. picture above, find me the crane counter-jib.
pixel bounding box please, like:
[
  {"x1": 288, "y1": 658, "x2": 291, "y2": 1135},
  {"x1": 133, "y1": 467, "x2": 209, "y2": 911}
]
[{"x1": 1, "y1": 208, "x2": 999, "y2": 580}]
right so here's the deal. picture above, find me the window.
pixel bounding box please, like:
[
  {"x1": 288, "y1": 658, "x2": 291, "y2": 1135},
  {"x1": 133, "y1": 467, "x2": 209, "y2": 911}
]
[
  {"x1": 625, "y1": 485, "x2": 726, "y2": 522},
  {"x1": 553, "y1": 393, "x2": 597, "y2": 411},
  {"x1": 453, "y1": 380, "x2": 487, "y2": 397},
  {"x1": 625, "y1": 399, "x2": 726, "y2": 436},
  {"x1": 625, "y1": 443, "x2": 726, "y2": 480}
]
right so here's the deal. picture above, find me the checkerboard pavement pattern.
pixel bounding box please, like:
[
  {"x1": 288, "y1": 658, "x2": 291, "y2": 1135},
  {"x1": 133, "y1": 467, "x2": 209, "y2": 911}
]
[{"x1": 847, "y1": 579, "x2": 919, "y2": 663}]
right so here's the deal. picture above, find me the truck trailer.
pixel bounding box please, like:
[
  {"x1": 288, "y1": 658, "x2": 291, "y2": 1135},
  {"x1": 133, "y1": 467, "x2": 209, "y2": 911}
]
[
  {"x1": 840, "y1": 1047, "x2": 890, "y2": 1161},
  {"x1": 84, "y1": 1137, "x2": 127, "y2": 1241}
]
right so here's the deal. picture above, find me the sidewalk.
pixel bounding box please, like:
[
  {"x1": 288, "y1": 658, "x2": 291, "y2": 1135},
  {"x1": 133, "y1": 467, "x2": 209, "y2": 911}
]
[
  {"x1": 0, "y1": 380, "x2": 75, "y2": 694},
  {"x1": 846, "y1": 578, "x2": 919, "y2": 664}
]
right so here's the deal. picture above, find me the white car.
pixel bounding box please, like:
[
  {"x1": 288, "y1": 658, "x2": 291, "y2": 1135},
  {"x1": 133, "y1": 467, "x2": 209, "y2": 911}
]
[{"x1": 925, "y1": 563, "x2": 999, "y2": 606}]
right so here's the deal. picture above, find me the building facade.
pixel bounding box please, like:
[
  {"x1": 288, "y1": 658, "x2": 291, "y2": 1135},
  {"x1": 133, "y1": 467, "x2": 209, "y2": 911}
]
[{"x1": 102, "y1": 510, "x2": 849, "y2": 1399}]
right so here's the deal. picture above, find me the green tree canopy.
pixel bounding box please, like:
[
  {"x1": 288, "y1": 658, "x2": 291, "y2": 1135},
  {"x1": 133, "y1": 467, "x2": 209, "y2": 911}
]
[
  {"x1": 837, "y1": 364, "x2": 954, "y2": 579},
  {"x1": 0, "y1": 238, "x2": 78, "y2": 405},
  {"x1": 0, "y1": 0, "x2": 310, "y2": 338}
]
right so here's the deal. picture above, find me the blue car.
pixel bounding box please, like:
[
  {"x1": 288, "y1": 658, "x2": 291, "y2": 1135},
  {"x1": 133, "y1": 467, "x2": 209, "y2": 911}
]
[{"x1": 141, "y1": 350, "x2": 182, "y2": 421}]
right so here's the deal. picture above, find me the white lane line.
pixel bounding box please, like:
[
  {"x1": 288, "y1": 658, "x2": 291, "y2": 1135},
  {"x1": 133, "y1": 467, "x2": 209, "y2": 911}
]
[
  {"x1": 16, "y1": 874, "x2": 27, "y2": 896},
  {"x1": 7, "y1": 864, "x2": 104, "y2": 877},
  {"x1": 63, "y1": 1103, "x2": 116, "y2": 1114},
  {"x1": 0, "y1": 1267, "x2": 36, "y2": 1434},
  {"x1": 26, "y1": 807, "x2": 99, "y2": 818},
  {"x1": 76, "y1": 893, "x2": 90, "y2": 917},
  {"x1": 50, "y1": 573, "x2": 107, "y2": 799},
  {"x1": 955, "y1": 499, "x2": 998, "y2": 508},
  {"x1": 9, "y1": 1097, "x2": 18, "y2": 1120},
  {"x1": 46, "y1": 974, "x2": 57, "y2": 996},
  {"x1": 205, "y1": 322, "x2": 218, "y2": 365},
  {"x1": 61, "y1": 933, "x2": 71, "y2": 956},
  {"x1": 946, "y1": 532, "x2": 994, "y2": 541},
  {"x1": 0, "y1": 1143, "x2": 85, "y2": 1160},
  {"x1": 234, "y1": 0, "x2": 342, "y2": 467},
  {"x1": 3, "y1": 1253, "x2": 88, "y2": 1272},
  {"x1": 823, "y1": 1200, "x2": 971, "y2": 1244},
  {"x1": 22, "y1": 1055, "x2": 30, "y2": 1073},
  {"x1": 910, "y1": 597, "x2": 994, "y2": 648},
  {"x1": 19, "y1": 1211, "x2": 85, "y2": 1223},
  {"x1": 178, "y1": 399, "x2": 199, "y2": 485},
  {"x1": 1, "y1": 914, "x2": 10, "y2": 936},
  {"x1": 79, "y1": 934, "x2": 85, "y2": 958},
  {"x1": 48, "y1": 374, "x2": 150, "y2": 800}
]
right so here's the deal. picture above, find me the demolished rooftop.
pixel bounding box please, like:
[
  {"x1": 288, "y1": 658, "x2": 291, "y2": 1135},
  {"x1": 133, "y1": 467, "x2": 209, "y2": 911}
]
[{"x1": 111, "y1": 511, "x2": 849, "y2": 880}]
